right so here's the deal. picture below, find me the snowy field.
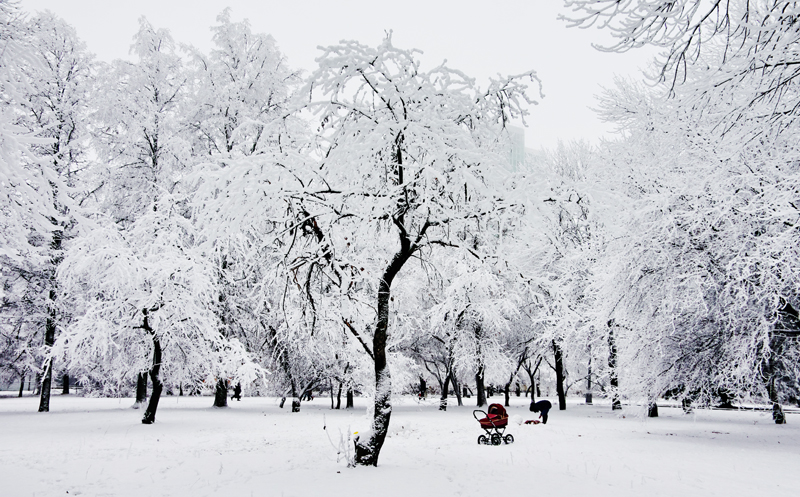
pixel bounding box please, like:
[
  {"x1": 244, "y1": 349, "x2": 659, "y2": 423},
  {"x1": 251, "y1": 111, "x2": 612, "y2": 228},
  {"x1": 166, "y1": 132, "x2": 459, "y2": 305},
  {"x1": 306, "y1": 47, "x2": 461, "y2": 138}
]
[{"x1": 1, "y1": 394, "x2": 797, "y2": 497}]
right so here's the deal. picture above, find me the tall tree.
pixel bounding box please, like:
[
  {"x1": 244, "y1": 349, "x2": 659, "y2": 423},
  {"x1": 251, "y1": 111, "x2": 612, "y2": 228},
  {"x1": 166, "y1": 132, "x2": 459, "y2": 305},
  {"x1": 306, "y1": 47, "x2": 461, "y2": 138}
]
[
  {"x1": 294, "y1": 35, "x2": 538, "y2": 465},
  {"x1": 0, "y1": 6, "x2": 92, "y2": 411}
]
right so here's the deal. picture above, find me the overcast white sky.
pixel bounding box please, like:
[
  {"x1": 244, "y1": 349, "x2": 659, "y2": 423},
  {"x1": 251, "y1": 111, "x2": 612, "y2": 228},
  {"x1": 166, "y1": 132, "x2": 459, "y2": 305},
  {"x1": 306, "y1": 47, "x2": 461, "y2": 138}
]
[{"x1": 21, "y1": 0, "x2": 657, "y2": 150}]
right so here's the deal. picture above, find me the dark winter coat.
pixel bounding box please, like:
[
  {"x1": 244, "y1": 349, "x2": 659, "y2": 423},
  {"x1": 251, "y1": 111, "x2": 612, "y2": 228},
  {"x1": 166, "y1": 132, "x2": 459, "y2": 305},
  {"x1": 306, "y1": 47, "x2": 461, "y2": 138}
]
[{"x1": 530, "y1": 400, "x2": 552, "y2": 413}]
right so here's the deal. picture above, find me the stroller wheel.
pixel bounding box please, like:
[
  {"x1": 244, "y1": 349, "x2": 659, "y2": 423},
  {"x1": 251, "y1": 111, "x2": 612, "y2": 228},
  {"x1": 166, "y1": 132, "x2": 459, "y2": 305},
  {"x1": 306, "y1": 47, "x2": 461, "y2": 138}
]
[
  {"x1": 504, "y1": 434, "x2": 514, "y2": 444},
  {"x1": 478, "y1": 435, "x2": 488, "y2": 445},
  {"x1": 491, "y1": 433, "x2": 502, "y2": 446}
]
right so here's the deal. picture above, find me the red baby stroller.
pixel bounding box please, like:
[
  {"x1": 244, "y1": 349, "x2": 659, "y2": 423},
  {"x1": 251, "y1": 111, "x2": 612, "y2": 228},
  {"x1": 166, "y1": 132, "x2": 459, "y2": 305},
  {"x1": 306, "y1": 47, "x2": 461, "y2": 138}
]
[{"x1": 473, "y1": 403, "x2": 514, "y2": 445}]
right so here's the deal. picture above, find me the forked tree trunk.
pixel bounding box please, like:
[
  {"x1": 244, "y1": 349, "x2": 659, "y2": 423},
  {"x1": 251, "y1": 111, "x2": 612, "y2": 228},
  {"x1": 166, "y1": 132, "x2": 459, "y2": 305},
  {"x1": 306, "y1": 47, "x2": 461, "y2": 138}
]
[
  {"x1": 213, "y1": 378, "x2": 228, "y2": 408},
  {"x1": 524, "y1": 356, "x2": 542, "y2": 404},
  {"x1": 141, "y1": 311, "x2": 164, "y2": 424},
  {"x1": 553, "y1": 340, "x2": 566, "y2": 410}
]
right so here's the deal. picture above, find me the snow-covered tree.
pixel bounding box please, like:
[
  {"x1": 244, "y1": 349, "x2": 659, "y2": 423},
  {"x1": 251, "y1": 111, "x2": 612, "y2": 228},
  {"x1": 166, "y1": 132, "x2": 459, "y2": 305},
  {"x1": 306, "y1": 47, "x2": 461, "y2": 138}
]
[
  {"x1": 92, "y1": 17, "x2": 190, "y2": 224},
  {"x1": 0, "y1": 5, "x2": 93, "y2": 411},
  {"x1": 187, "y1": 8, "x2": 298, "y2": 158},
  {"x1": 56, "y1": 196, "x2": 259, "y2": 423},
  {"x1": 290, "y1": 35, "x2": 538, "y2": 465}
]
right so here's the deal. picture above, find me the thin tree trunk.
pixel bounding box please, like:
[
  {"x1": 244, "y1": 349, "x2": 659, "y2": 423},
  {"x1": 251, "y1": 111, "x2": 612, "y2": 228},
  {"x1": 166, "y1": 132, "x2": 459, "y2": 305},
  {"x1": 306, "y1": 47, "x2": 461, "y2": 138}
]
[
  {"x1": 451, "y1": 370, "x2": 463, "y2": 407},
  {"x1": 38, "y1": 300, "x2": 57, "y2": 412},
  {"x1": 141, "y1": 311, "x2": 163, "y2": 424},
  {"x1": 475, "y1": 366, "x2": 486, "y2": 407},
  {"x1": 39, "y1": 225, "x2": 62, "y2": 412},
  {"x1": 523, "y1": 356, "x2": 542, "y2": 405},
  {"x1": 553, "y1": 340, "x2": 566, "y2": 410},
  {"x1": 18, "y1": 374, "x2": 25, "y2": 397},
  {"x1": 608, "y1": 321, "x2": 622, "y2": 410},
  {"x1": 585, "y1": 351, "x2": 593, "y2": 405},
  {"x1": 213, "y1": 378, "x2": 228, "y2": 408}
]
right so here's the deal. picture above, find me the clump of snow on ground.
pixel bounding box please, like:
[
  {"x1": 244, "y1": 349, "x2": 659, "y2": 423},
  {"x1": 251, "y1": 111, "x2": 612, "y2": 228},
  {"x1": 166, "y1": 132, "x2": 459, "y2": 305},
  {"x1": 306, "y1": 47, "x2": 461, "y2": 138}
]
[{"x1": 1, "y1": 394, "x2": 797, "y2": 496}]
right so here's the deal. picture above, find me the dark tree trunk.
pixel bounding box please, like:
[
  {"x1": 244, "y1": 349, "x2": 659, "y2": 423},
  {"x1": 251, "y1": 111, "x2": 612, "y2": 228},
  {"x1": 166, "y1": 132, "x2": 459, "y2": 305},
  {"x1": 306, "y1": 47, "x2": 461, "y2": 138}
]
[
  {"x1": 135, "y1": 372, "x2": 148, "y2": 405},
  {"x1": 39, "y1": 226, "x2": 62, "y2": 412},
  {"x1": 61, "y1": 374, "x2": 69, "y2": 395},
  {"x1": 503, "y1": 383, "x2": 511, "y2": 407},
  {"x1": 585, "y1": 352, "x2": 593, "y2": 405},
  {"x1": 18, "y1": 374, "x2": 25, "y2": 397},
  {"x1": 336, "y1": 381, "x2": 342, "y2": 409},
  {"x1": 608, "y1": 321, "x2": 622, "y2": 410},
  {"x1": 213, "y1": 378, "x2": 228, "y2": 408},
  {"x1": 553, "y1": 340, "x2": 567, "y2": 410},
  {"x1": 648, "y1": 402, "x2": 659, "y2": 417},
  {"x1": 451, "y1": 371, "x2": 463, "y2": 407},
  {"x1": 523, "y1": 356, "x2": 542, "y2": 405},
  {"x1": 475, "y1": 366, "x2": 486, "y2": 407},
  {"x1": 346, "y1": 387, "x2": 354, "y2": 409},
  {"x1": 141, "y1": 311, "x2": 163, "y2": 424},
  {"x1": 354, "y1": 264, "x2": 396, "y2": 465},
  {"x1": 38, "y1": 297, "x2": 57, "y2": 412},
  {"x1": 354, "y1": 212, "x2": 424, "y2": 466},
  {"x1": 439, "y1": 374, "x2": 451, "y2": 411}
]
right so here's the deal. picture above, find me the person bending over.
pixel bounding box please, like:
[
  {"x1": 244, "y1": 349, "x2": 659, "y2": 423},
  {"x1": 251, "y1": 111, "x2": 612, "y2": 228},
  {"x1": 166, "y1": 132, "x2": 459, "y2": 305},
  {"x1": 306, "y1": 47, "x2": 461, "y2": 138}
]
[{"x1": 530, "y1": 399, "x2": 552, "y2": 424}]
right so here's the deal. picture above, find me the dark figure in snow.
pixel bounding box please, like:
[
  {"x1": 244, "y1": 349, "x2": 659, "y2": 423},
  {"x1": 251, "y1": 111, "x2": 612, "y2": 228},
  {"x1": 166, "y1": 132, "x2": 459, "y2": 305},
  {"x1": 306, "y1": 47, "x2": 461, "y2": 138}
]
[
  {"x1": 419, "y1": 377, "x2": 427, "y2": 400},
  {"x1": 530, "y1": 399, "x2": 552, "y2": 424},
  {"x1": 231, "y1": 383, "x2": 242, "y2": 401},
  {"x1": 773, "y1": 403, "x2": 786, "y2": 424}
]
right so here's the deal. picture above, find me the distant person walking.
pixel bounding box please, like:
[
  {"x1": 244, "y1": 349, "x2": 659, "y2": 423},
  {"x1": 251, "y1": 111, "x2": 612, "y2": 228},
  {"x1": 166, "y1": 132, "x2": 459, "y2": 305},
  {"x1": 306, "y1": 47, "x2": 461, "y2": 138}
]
[
  {"x1": 231, "y1": 383, "x2": 242, "y2": 401},
  {"x1": 530, "y1": 399, "x2": 552, "y2": 424}
]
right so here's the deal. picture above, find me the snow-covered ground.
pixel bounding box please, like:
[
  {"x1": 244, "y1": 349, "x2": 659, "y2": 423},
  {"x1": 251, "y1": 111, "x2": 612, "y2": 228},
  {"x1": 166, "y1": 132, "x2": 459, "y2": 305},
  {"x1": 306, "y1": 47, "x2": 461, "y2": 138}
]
[{"x1": 1, "y1": 394, "x2": 797, "y2": 497}]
